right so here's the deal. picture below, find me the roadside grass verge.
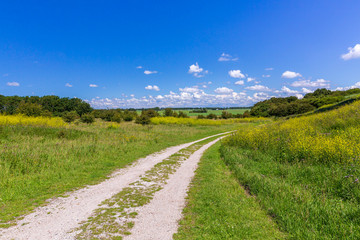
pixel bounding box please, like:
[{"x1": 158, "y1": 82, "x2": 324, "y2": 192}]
[
  {"x1": 220, "y1": 146, "x2": 360, "y2": 239},
  {"x1": 0, "y1": 122, "x2": 239, "y2": 226},
  {"x1": 175, "y1": 142, "x2": 285, "y2": 240}
]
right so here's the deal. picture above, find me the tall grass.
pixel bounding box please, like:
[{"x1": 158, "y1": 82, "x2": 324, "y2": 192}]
[
  {"x1": 224, "y1": 100, "x2": 360, "y2": 164},
  {"x1": 221, "y1": 100, "x2": 360, "y2": 239}
]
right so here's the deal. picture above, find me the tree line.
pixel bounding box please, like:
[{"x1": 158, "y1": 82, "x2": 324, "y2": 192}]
[
  {"x1": 250, "y1": 88, "x2": 360, "y2": 117},
  {"x1": 0, "y1": 95, "x2": 92, "y2": 117}
]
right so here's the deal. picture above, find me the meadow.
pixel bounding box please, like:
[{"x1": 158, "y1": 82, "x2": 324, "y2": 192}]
[
  {"x1": 220, "y1": 100, "x2": 360, "y2": 239},
  {"x1": 136, "y1": 108, "x2": 250, "y2": 117},
  {"x1": 150, "y1": 116, "x2": 268, "y2": 126},
  {"x1": 0, "y1": 116, "x2": 240, "y2": 226}
]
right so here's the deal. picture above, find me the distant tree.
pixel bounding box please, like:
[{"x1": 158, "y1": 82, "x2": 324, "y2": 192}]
[
  {"x1": 62, "y1": 111, "x2": 79, "y2": 123},
  {"x1": 111, "y1": 112, "x2": 122, "y2": 123},
  {"x1": 164, "y1": 108, "x2": 173, "y2": 117},
  {"x1": 16, "y1": 102, "x2": 43, "y2": 117},
  {"x1": 178, "y1": 111, "x2": 188, "y2": 118},
  {"x1": 80, "y1": 113, "x2": 95, "y2": 124},
  {"x1": 207, "y1": 113, "x2": 217, "y2": 119},
  {"x1": 135, "y1": 115, "x2": 151, "y2": 125},
  {"x1": 221, "y1": 111, "x2": 233, "y2": 119},
  {"x1": 197, "y1": 115, "x2": 205, "y2": 119}
]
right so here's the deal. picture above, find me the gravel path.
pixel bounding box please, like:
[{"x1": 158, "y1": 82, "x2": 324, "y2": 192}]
[
  {"x1": 0, "y1": 132, "x2": 229, "y2": 240},
  {"x1": 125, "y1": 136, "x2": 225, "y2": 240}
]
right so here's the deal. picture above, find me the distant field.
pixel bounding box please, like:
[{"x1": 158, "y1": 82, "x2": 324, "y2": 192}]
[{"x1": 136, "y1": 108, "x2": 251, "y2": 116}]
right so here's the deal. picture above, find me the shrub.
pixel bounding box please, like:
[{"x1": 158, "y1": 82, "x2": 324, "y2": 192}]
[
  {"x1": 135, "y1": 115, "x2": 151, "y2": 125},
  {"x1": 80, "y1": 113, "x2": 95, "y2": 124},
  {"x1": 62, "y1": 111, "x2": 79, "y2": 123},
  {"x1": 111, "y1": 112, "x2": 122, "y2": 123}
]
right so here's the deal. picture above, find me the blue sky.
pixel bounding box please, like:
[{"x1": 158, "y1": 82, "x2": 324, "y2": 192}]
[{"x1": 1, "y1": 0, "x2": 360, "y2": 108}]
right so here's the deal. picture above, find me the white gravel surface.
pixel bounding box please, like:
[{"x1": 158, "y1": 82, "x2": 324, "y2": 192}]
[
  {"x1": 125, "y1": 136, "x2": 225, "y2": 240},
  {"x1": 0, "y1": 132, "x2": 229, "y2": 240}
]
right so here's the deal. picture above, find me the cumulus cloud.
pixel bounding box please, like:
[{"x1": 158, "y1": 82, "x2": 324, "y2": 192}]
[
  {"x1": 179, "y1": 87, "x2": 199, "y2": 93},
  {"x1": 145, "y1": 85, "x2": 160, "y2": 91},
  {"x1": 214, "y1": 87, "x2": 234, "y2": 94},
  {"x1": 281, "y1": 71, "x2": 302, "y2": 79},
  {"x1": 229, "y1": 70, "x2": 245, "y2": 79},
  {"x1": 291, "y1": 79, "x2": 330, "y2": 88},
  {"x1": 144, "y1": 70, "x2": 158, "y2": 75},
  {"x1": 335, "y1": 82, "x2": 360, "y2": 91},
  {"x1": 188, "y1": 62, "x2": 208, "y2": 77},
  {"x1": 136, "y1": 66, "x2": 143, "y2": 69},
  {"x1": 89, "y1": 84, "x2": 98, "y2": 88},
  {"x1": 265, "y1": 68, "x2": 274, "y2": 71},
  {"x1": 247, "y1": 77, "x2": 256, "y2": 82},
  {"x1": 7, "y1": 82, "x2": 19, "y2": 87},
  {"x1": 65, "y1": 83, "x2": 73, "y2": 87},
  {"x1": 281, "y1": 86, "x2": 298, "y2": 94},
  {"x1": 302, "y1": 88, "x2": 313, "y2": 94},
  {"x1": 235, "y1": 80, "x2": 244, "y2": 85},
  {"x1": 246, "y1": 85, "x2": 272, "y2": 91},
  {"x1": 341, "y1": 44, "x2": 360, "y2": 60},
  {"x1": 218, "y1": 53, "x2": 238, "y2": 62}
]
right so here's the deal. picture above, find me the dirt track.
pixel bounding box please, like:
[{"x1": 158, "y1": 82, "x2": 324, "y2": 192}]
[{"x1": 0, "y1": 132, "x2": 228, "y2": 240}]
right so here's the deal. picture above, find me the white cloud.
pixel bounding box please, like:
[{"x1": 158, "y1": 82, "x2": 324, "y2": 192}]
[
  {"x1": 281, "y1": 86, "x2": 298, "y2": 94},
  {"x1": 65, "y1": 83, "x2": 73, "y2": 87},
  {"x1": 218, "y1": 53, "x2": 238, "y2": 62},
  {"x1": 291, "y1": 79, "x2": 330, "y2": 88},
  {"x1": 145, "y1": 85, "x2": 160, "y2": 91},
  {"x1": 7, "y1": 82, "x2": 19, "y2": 87},
  {"x1": 246, "y1": 85, "x2": 272, "y2": 91},
  {"x1": 341, "y1": 44, "x2": 360, "y2": 60},
  {"x1": 302, "y1": 88, "x2": 313, "y2": 94},
  {"x1": 235, "y1": 80, "x2": 244, "y2": 85},
  {"x1": 335, "y1": 82, "x2": 360, "y2": 91},
  {"x1": 136, "y1": 66, "x2": 143, "y2": 69},
  {"x1": 214, "y1": 87, "x2": 234, "y2": 94},
  {"x1": 262, "y1": 74, "x2": 271, "y2": 78},
  {"x1": 89, "y1": 84, "x2": 98, "y2": 88},
  {"x1": 179, "y1": 87, "x2": 199, "y2": 93},
  {"x1": 229, "y1": 70, "x2": 245, "y2": 79},
  {"x1": 265, "y1": 68, "x2": 274, "y2": 71},
  {"x1": 247, "y1": 77, "x2": 256, "y2": 82},
  {"x1": 144, "y1": 70, "x2": 158, "y2": 75},
  {"x1": 188, "y1": 62, "x2": 207, "y2": 77},
  {"x1": 281, "y1": 71, "x2": 302, "y2": 79}
]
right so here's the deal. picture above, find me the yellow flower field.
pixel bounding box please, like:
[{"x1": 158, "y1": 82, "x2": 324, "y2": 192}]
[
  {"x1": 224, "y1": 100, "x2": 360, "y2": 164},
  {"x1": 0, "y1": 114, "x2": 66, "y2": 128}
]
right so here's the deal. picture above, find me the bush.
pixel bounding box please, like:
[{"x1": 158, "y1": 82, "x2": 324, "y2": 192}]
[
  {"x1": 80, "y1": 113, "x2": 95, "y2": 124},
  {"x1": 207, "y1": 113, "x2": 217, "y2": 119},
  {"x1": 197, "y1": 115, "x2": 205, "y2": 119},
  {"x1": 135, "y1": 115, "x2": 151, "y2": 125},
  {"x1": 62, "y1": 111, "x2": 79, "y2": 123},
  {"x1": 111, "y1": 112, "x2": 122, "y2": 123}
]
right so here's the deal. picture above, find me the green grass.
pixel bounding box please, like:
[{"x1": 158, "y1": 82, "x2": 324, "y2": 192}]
[
  {"x1": 0, "y1": 121, "x2": 239, "y2": 226},
  {"x1": 220, "y1": 146, "x2": 360, "y2": 239},
  {"x1": 136, "y1": 108, "x2": 250, "y2": 117},
  {"x1": 175, "y1": 142, "x2": 286, "y2": 240}
]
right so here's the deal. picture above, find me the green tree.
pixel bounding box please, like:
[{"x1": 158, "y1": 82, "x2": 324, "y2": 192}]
[
  {"x1": 80, "y1": 113, "x2": 95, "y2": 124},
  {"x1": 62, "y1": 111, "x2": 79, "y2": 123}
]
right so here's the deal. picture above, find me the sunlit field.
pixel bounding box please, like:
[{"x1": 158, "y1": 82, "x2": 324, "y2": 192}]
[
  {"x1": 136, "y1": 108, "x2": 251, "y2": 117},
  {"x1": 221, "y1": 100, "x2": 360, "y2": 239},
  {"x1": 0, "y1": 116, "x2": 242, "y2": 226}
]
